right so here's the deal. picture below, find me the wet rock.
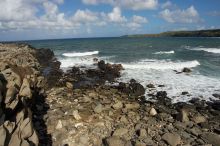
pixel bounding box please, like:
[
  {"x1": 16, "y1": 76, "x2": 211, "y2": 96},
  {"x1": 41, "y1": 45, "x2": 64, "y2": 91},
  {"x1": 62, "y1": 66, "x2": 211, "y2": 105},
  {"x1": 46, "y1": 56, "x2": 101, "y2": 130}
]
[
  {"x1": 158, "y1": 85, "x2": 165, "y2": 87},
  {"x1": 118, "y1": 79, "x2": 145, "y2": 96},
  {"x1": 200, "y1": 132, "x2": 220, "y2": 146},
  {"x1": 182, "y1": 67, "x2": 192, "y2": 73},
  {"x1": 94, "y1": 104, "x2": 103, "y2": 113},
  {"x1": 162, "y1": 133, "x2": 181, "y2": 146},
  {"x1": 156, "y1": 91, "x2": 167, "y2": 98},
  {"x1": 93, "y1": 58, "x2": 98, "y2": 62},
  {"x1": 182, "y1": 91, "x2": 189, "y2": 95},
  {"x1": 98, "y1": 60, "x2": 106, "y2": 70},
  {"x1": 149, "y1": 108, "x2": 157, "y2": 116},
  {"x1": 129, "y1": 80, "x2": 145, "y2": 96},
  {"x1": 212, "y1": 93, "x2": 220, "y2": 99},
  {"x1": 105, "y1": 136, "x2": 125, "y2": 146},
  {"x1": 97, "y1": 60, "x2": 123, "y2": 81},
  {"x1": 146, "y1": 83, "x2": 155, "y2": 88}
]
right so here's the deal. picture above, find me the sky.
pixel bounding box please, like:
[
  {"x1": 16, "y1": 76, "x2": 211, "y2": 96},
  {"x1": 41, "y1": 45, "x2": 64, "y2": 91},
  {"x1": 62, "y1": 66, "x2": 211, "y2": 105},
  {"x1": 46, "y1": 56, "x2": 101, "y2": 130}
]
[{"x1": 0, "y1": 0, "x2": 220, "y2": 41}]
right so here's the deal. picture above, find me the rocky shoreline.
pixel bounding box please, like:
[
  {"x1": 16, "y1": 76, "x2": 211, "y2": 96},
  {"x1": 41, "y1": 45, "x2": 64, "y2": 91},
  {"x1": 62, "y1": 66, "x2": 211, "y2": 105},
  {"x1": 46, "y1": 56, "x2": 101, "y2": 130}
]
[{"x1": 0, "y1": 43, "x2": 220, "y2": 146}]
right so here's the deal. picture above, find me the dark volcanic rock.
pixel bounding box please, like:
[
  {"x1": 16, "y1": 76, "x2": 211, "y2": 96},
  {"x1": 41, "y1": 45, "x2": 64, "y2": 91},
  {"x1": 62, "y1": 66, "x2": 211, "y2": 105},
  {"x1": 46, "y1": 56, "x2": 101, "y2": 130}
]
[
  {"x1": 182, "y1": 67, "x2": 192, "y2": 73},
  {"x1": 213, "y1": 93, "x2": 220, "y2": 99},
  {"x1": 146, "y1": 83, "x2": 155, "y2": 88},
  {"x1": 118, "y1": 79, "x2": 145, "y2": 97},
  {"x1": 97, "y1": 60, "x2": 123, "y2": 81},
  {"x1": 63, "y1": 60, "x2": 124, "y2": 89}
]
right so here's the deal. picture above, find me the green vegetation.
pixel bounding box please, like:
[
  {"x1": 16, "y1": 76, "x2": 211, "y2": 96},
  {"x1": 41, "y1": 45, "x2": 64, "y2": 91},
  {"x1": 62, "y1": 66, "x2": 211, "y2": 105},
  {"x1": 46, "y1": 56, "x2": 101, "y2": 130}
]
[{"x1": 122, "y1": 29, "x2": 220, "y2": 37}]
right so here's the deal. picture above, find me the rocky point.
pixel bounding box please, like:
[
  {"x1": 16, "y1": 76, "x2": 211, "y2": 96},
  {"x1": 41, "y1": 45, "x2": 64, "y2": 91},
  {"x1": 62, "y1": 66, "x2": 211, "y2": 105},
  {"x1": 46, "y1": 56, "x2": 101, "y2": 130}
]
[{"x1": 0, "y1": 43, "x2": 220, "y2": 146}]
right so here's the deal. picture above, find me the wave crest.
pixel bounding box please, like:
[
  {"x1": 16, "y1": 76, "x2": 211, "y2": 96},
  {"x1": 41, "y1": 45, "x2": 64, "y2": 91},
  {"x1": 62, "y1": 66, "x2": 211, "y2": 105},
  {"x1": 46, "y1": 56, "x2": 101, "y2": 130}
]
[
  {"x1": 194, "y1": 48, "x2": 220, "y2": 54},
  {"x1": 123, "y1": 59, "x2": 200, "y2": 70},
  {"x1": 63, "y1": 51, "x2": 99, "y2": 57},
  {"x1": 153, "y1": 50, "x2": 175, "y2": 55}
]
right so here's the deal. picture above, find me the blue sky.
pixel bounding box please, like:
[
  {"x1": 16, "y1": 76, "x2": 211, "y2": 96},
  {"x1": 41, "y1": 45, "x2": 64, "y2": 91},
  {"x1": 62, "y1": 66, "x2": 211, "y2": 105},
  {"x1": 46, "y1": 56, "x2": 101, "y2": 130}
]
[{"x1": 0, "y1": 0, "x2": 219, "y2": 41}]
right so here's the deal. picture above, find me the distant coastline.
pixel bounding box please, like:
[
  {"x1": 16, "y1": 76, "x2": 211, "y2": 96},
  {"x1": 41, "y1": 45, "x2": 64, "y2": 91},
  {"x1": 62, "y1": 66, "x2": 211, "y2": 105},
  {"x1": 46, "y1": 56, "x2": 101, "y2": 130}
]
[{"x1": 122, "y1": 29, "x2": 220, "y2": 38}]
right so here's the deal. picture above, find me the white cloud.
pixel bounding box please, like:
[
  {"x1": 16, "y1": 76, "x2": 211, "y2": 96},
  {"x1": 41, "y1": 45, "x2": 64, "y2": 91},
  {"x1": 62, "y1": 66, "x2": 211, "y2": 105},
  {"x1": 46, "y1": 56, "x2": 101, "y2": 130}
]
[
  {"x1": 72, "y1": 9, "x2": 98, "y2": 23},
  {"x1": 116, "y1": 0, "x2": 158, "y2": 10},
  {"x1": 107, "y1": 7, "x2": 127, "y2": 22},
  {"x1": 132, "y1": 15, "x2": 148, "y2": 23},
  {"x1": 82, "y1": 0, "x2": 112, "y2": 5},
  {"x1": 82, "y1": 0, "x2": 158, "y2": 10},
  {"x1": 0, "y1": 0, "x2": 77, "y2": 31},
  {"x1": 125, "y1": 15, "x2": 148, "y2": 30},
  {"x1": 159, "y1": 6, "x2": 201, "y2": 23},
  {"x1": 0, "y1": 0, "x2": 149, "y2": 40},
  {"x1": 42, "y1": 1, "x2": 59, "y2": 20},
  {"x1": 0, "y1": 0, "x2": 37, "y2": 21},
  {"x1": 161, "y1": 1, "x2": 172, "y2": 9}
]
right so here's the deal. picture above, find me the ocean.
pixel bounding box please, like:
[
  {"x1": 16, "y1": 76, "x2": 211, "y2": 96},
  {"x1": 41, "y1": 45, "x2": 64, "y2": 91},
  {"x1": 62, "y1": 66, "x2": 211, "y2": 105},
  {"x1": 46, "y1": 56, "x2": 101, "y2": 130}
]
[{"x1": 27, "y1": 37, "x2": 220, "y2": 103}]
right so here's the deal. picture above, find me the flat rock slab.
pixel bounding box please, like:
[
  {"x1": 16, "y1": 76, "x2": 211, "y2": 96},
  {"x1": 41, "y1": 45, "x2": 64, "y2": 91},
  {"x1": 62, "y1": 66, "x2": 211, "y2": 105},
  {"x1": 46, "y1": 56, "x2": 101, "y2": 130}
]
[
  {"x1": 201, "y1": 132, "x2": 220, "y2": 146},
  {"x1": 162, "y1": 133, "x2": 181, "y2": 146}
]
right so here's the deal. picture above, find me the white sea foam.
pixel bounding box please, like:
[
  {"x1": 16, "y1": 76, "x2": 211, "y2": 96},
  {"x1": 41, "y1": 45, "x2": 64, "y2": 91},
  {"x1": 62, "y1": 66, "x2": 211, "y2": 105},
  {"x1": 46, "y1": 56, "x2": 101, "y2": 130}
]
[
  {"x1": 59, "y1": 55, "x2": 115, "y2": 68},
  {"x1": 62, "y1": 51, "x2": 99, "y2": 57},
  {"x1": 122, "y1": 59, "x2": 200, "y2": 70},
  {"x1": 119, "y1": 60, "x2": 220, "y2": 103},
  {"x1": 59, "y1": 57, "x2": 95, "y2": 68},
  {"x1": 194, "y1": 48, "x2": 220, "y2": 54},
  {"x1": 119, "y1": 59, "x2": 220, "y2": 103},
  {"x1": 59, "y1": 54, "x2": 220, "y2": 103},
  {"x1": 153, "y1": 50, "x2": 175, "y2": 55}
]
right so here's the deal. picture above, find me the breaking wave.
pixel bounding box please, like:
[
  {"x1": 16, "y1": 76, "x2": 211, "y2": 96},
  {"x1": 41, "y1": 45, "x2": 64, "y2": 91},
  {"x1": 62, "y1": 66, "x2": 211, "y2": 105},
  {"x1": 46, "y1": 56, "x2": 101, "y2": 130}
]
[
  {"x1": 62, "y1": 51, "x2": 99, "y2": 57},
  {"x1": 122, "y1": 59, "x2": 200, "y2": 70},
  {"x1": 153, "y1": 50, "x2": 175, "y2": 55},
  {"x1": 189, "y1": 47, "x2": 220, "y2": 54}
]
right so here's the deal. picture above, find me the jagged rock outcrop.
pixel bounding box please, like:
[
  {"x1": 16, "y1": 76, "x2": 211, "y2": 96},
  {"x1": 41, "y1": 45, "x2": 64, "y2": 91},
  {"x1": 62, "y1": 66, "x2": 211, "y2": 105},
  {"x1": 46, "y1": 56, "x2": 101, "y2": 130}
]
[{"x1": 0, "y1": 43, "x2": 61, "y2": 146}]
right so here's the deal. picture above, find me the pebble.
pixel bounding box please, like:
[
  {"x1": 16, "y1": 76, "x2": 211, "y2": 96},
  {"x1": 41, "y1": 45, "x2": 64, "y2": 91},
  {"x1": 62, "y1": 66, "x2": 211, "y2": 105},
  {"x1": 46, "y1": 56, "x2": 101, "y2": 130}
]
[
  {"x1": 149, "y1": 108, "x2": 157, "y2": 116},
  {"x1": 112, "y1": 101, "x2": 123, "y2": 110},
  {"x1": 94, "y1": 104, "x2": 103, "y2": 113},
  {"x1": 73, "y1": 110, "x2": 81, "y2": 120}
]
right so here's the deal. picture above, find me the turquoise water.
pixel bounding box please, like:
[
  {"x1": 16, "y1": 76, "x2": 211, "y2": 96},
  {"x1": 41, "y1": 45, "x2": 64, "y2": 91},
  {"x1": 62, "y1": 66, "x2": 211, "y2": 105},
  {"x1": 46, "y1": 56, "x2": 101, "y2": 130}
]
[{"x1": 27, "y1": 37, "x2": 220, "y2": 102}]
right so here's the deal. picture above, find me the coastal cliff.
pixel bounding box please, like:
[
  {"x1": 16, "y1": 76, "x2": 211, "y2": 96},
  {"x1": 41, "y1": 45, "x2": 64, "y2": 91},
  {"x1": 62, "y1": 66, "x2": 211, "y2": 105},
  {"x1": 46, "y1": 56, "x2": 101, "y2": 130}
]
[
  {"x1": 0, "y1": 43, "x2": 220, "y2": 146},
  {"x1": 122, "y1": 29, "x2": 220, "y2": 38}
]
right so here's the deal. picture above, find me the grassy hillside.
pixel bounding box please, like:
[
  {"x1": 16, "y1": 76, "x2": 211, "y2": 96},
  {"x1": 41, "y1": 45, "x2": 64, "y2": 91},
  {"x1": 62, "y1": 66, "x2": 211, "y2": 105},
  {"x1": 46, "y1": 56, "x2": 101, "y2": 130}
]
[{"x1": 122, "y1": 29, "x2": 220, "y2": 37}]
